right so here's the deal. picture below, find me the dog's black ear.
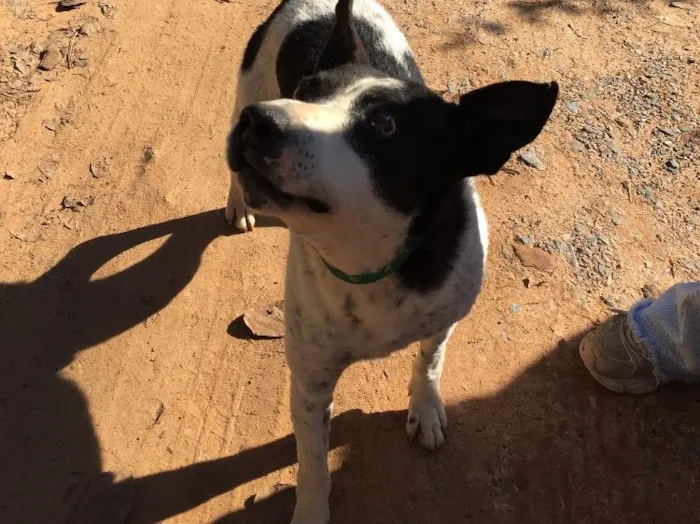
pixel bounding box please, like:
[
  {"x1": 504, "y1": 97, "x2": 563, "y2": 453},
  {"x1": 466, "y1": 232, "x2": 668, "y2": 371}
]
[
  {"x1": 455, "y1": 81, "x2": 559, "y2": 177},
  {"x1": 317, "y1": 0, "x2": 369, "y2": 72}
]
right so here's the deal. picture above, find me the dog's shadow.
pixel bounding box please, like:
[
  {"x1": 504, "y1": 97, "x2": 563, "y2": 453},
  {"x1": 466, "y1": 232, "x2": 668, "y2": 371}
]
[{"x1": 0, "y1": 209, "x2": 281, "y2": 523}]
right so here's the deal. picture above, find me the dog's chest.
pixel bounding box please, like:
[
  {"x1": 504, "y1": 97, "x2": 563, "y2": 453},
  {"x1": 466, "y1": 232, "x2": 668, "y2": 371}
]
[{"x1": 285, "y1": 243, "x2": 472, "y2": 359}]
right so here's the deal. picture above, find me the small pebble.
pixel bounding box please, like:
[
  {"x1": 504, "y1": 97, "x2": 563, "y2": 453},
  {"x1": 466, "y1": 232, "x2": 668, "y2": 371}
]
[
  {"x1": 518, "y1": 151, "x2": 543, "y2": 170},
  {"x1": 510, "y1": 304, "x2": 522, "y2": 314},
  {"x1": 39, "y1": 44, "x2": 62, "y2": 71},
  {"x1": 58, "y1": 0, "x2": 87, "y2": 7},
  {"x1": 642, "y1": 283, "x2": 661, "y2": 299},
  {"x1": 515, "y1": 234, "x2": 534, "y2": 245},
  {"x1": 79, "y1": 21, "x2": 102, "y2": 36},
  {"x1": 665, "y1": 159, "x2": 680, "y2": 170}
]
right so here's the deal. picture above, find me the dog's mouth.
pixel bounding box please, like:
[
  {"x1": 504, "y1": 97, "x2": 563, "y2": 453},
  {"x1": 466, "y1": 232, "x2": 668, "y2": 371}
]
[{"x1": 238, "y1": 160, "x2": 296, "y2": 210}]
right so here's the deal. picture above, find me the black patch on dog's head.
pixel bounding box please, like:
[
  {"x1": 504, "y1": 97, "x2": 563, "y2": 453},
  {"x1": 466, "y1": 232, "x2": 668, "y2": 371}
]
[
  {"x1": 337, "y1": 80, "x2": 559, "y2": 290},
  {"x1": 276, "y1": 4, "x2": 421, "y2": 99}
]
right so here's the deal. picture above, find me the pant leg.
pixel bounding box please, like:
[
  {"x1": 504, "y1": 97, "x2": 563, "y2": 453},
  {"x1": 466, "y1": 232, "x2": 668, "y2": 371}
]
[{"x1": 628, "y1": 282, "x2": 700, "y2": 383}]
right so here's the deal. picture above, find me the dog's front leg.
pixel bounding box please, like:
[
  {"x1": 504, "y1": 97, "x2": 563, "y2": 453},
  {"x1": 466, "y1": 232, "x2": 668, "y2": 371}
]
[
  {"x1": 225, "y1": 171, "x2": 256, "y2": 231},
  {"x1": 406, "y1": 324, "x2": 456, "y2": 450},
  {"x1": 289, "y1": 373, "x2": 336, "y2": 524}
]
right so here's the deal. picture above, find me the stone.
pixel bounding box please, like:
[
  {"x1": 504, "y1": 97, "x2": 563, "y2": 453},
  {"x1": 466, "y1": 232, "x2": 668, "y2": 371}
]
[
  {"x1": 243, "y1": 301, "x2": 285, "y2": 338},
  {"x1": 518, "y1": 151, "x2": 543, "y2": 170},
  {"x1": 39, "y1": 44, "x2": 63, "y2": 71},
  {"x1": 513, "y1": 245, "x2": 556, "y2": 273},
  {"x1": 642, "y1": 283, "x2": 662, "y2": 299}
]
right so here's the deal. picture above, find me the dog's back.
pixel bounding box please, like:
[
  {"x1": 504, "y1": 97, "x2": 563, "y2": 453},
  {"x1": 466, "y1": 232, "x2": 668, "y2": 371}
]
[{"x1": 236, "y1": 0, "x2": 421, "y2": 108}]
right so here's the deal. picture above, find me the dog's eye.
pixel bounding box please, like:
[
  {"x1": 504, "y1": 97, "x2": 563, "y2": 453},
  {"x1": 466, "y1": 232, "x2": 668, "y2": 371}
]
[{"x1": 369, "y1": 111, "x2": 396, "y2": 138}]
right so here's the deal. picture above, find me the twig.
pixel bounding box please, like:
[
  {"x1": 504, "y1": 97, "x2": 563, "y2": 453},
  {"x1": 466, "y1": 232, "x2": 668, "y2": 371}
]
[
  {"x1": 624, "y1": 180, "x2": 634, "y2": 203},
  {"x1": 567, "y1": 23, "x2": 588, "y2": 39},
  {"x1": 67, "y1": 30, "x2": 78, "y2": 69}
]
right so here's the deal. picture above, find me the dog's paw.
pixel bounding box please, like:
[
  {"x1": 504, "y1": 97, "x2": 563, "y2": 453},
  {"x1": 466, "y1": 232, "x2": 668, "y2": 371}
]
[
  {"x1": 289, "y1": 503, "x2": 330, "y2": 524},
  {"x1": 406, "y1": 384, "x2": 447, "y2": 451},
  {"x1": 225, "y1": 196, "x2": 256, "y2": 231}
]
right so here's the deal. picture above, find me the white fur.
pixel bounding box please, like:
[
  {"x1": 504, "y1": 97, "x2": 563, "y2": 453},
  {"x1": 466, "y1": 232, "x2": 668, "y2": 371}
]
[{"x1": 226, "y1": 3, "x2": 489, "y2": 523}]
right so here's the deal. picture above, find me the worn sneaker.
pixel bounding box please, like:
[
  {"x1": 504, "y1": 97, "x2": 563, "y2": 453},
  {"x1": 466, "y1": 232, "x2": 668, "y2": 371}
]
[{"x1": 579, "y1": 313, "x2": 660, "y2": 394}]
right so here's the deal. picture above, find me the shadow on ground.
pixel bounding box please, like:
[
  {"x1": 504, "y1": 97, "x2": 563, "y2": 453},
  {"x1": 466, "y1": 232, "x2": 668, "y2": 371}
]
[
  {"x1": 508, "y1": 0, "x2": 652, "y2": 23},
  {"x1": 2, "y1": 209, "x2": 699, "y2": 524},
  {"x1": 127, "y1": 334, "x2": 700, "y2": 524},
  {"x1": 0, "y1": 209, "x2": 253, "y2": 523}
]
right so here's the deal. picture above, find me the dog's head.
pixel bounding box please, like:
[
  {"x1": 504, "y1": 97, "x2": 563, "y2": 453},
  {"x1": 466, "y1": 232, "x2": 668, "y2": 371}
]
[{"x1": 228, "y1": 0, "x2": 558, "y2": 248}]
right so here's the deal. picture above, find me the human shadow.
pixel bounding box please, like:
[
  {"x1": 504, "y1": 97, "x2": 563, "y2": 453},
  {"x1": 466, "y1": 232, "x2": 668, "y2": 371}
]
[
  {"x1": 120, "y1": 331, "x2": 700, "y2": 523},
  {"x1": 0, "y1": 209, "x2": 274, "y2": 523}
]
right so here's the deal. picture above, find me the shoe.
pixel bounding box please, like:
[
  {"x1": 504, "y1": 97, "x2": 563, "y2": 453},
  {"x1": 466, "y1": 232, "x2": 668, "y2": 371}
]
[{"x1": 579, "y1": 313, "x2": 659, "y2": 394}]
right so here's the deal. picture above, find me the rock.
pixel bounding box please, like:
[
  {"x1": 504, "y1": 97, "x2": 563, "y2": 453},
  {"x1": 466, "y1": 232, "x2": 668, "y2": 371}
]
[
  {"x1": 62, "y1": 196, "x2": 94, "y2": 212},
  {"x1": 518, "y1": 151, "x2": 543, "y2": 170},
  {"x1": 513, "y1": 245, "x2": 556, "y2": 273},
  {"x1": 510, "y1": 304, "x2": 522, "y2": 314},
  {"x1": 58, "y1": 0, "x2": 88, "y2": 7},
  {"x1": 99, "y1": 0, "x2": 117, "y2": 18},
  {"x1": 565, "y1": 101, "x2": 579, "y2": 113},
  {"x1": 670, "y1": 1, "x2": 696, "y2": 9},
  {"x1": 3, "y1": 171, "x2": 17, "y2": 180},
  {"x1": 43, "y1": 118, "x2": 59, "y2": 131},
  {"x1": 243, "y1": 301, "x2": 285, "y2": 338},
  {"x1": 608, "y1": 142, "x2": 621, "y2": 154},
  {"x1": 658, "y1": 127, "x2": 679, "y2": 137},
  {"x1": 79, "y1": 21, "x2": 102, "y2": 36},
  {"x1": 39, "y1": 44, "x2": 63, "y2": 71},
  {"x1": 642, "y1": 283, "x2": 661, "y2": 299},
  {"x1": 515, "y1": 234, "x2": 534, "y2": 245},
  {"x1": 90, "y1": 158, "x2": 110, "y2": 178},
  {"x1": 665, "y1": 159, "x2": 679, "y2": 170}
]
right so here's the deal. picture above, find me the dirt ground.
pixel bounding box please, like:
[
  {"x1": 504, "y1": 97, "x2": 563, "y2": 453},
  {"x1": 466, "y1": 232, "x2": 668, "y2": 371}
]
[{"x1": 1, "y1": 0, "x2": 699, "y2": 523}]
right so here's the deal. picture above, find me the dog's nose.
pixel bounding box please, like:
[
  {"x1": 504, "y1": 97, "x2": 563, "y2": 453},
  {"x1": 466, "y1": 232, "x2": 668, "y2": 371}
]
[{"x1": 238, "y1": 105, "x2": 289, "y2": 149}]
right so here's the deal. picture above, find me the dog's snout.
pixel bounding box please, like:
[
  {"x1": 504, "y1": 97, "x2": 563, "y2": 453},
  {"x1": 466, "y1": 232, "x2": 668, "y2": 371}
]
[{"x1": 238, "y1": 105, "x2": 289, "y2": 148}]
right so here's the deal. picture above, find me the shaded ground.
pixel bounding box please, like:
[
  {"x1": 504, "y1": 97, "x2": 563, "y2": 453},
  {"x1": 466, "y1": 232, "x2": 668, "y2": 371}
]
[{"x1": 0, "y1": 0, "x2": 698, "y2": 522}]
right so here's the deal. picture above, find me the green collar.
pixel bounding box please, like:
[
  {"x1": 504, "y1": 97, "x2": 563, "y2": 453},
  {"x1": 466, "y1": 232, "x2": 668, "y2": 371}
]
[{"x1": 322, "y1": 237, "x2": 423, "y2": 285}]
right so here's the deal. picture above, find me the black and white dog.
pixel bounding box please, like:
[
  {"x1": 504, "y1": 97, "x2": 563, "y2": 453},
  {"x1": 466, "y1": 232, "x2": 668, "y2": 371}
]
[{"x1": 226, "y1": 0, "x2": 557, "y2": 521}]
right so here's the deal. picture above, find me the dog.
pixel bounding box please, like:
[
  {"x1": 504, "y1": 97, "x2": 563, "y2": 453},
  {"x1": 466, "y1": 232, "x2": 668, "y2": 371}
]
[{"x1": 225, "y1": 0, "x2": 558, "y2": 521}]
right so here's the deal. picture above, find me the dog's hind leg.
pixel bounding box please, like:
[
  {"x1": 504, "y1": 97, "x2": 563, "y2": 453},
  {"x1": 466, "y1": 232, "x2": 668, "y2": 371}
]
[{"x1": 406, "y1": 324, "x2": 456, "y2": 451}]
